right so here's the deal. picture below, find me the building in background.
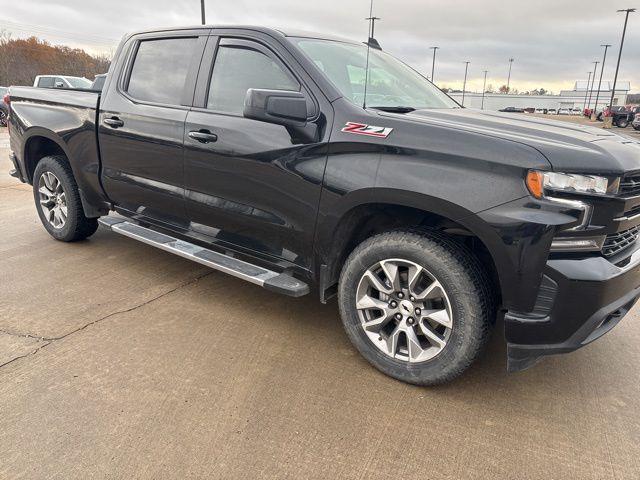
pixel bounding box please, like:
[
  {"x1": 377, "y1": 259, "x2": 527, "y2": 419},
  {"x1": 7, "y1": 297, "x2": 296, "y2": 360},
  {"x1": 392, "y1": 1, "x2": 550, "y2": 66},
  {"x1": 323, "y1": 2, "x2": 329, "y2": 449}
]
[{"x1": 450, "y1": 81, "x2": 631, "y2": 111}]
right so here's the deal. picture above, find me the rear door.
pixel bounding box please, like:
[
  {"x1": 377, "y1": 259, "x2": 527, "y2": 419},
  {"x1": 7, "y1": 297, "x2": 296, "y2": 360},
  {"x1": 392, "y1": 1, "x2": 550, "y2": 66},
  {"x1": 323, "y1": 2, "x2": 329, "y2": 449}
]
[
  {"x1": 182, "y1": 32, "x2": 332, "y2": 270},
  {"x1": 98, "y1": 30, "x2": 207, "y2": 228}
]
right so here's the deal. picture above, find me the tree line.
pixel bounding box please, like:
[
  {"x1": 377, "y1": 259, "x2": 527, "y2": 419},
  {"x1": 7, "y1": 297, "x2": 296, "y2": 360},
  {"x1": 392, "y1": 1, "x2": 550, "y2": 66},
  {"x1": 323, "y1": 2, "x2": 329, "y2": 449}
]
[{"x1": 0, "y1": 32, "x2": 111, "y2": 87}]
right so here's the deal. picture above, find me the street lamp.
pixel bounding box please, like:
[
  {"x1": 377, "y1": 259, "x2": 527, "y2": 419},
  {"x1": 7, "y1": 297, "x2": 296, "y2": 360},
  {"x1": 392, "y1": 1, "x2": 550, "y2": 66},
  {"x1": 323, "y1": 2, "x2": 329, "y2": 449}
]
[
  {"x1": 462, "y1": 61, "x2": 470, "y2": 106},
  {"x1": 587, "y1": 60, "x2": 600, "y2": 110},
  {"x1": 429, "y1": 46, "x2": 440, "y2": 83},
  {"x1": 583, "y1": 71, "x2": 592, "y2": 111},
  {"x1": 506, "y1": 58, "x2": 514, "y2": 93},
  {"x1": 593, "y1": 44, "x2": 611, "y2": 118},
  {"x1": 609, "y1": 9, "x2": 636, "y2": 113},
  {"x1": 481, "y1": 70, "x2": 489, "y2": 110}
]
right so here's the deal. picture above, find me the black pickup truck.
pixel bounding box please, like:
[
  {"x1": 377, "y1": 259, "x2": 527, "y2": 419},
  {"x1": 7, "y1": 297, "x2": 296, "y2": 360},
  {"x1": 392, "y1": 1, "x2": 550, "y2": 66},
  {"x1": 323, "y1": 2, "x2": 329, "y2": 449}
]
[{"x1": 7, "y1": 26, "x2": 640, "y2": 385}]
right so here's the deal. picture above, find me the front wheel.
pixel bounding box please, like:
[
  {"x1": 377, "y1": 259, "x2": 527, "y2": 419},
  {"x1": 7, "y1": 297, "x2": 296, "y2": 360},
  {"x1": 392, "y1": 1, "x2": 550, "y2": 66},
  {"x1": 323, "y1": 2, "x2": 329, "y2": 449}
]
[
  {"x1": 616, "y1": 118, "x2": 629, "y2": 128},
  {"x1": 634, "y1": 124, "x2": 640, "y2": 131},
  {"x1": 32, "y1": 155, "x2": 99, "y2": 242},
  {"x1": 338, "y1": 230, "x2": 494, "y2": 385}
]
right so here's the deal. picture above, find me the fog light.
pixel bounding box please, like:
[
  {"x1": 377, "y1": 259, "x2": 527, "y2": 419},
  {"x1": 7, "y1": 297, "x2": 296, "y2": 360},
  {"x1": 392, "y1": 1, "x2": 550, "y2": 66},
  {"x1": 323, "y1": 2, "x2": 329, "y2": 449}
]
[{"x1": 550, "y1": 236, "x2": 606, "y2": 252}]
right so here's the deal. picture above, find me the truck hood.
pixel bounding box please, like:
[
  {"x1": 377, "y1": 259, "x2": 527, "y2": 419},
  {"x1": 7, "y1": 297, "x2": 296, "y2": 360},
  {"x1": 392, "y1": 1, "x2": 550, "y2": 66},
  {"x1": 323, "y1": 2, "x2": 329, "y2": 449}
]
[{"x1": 382, "y1": 108, "x2": 640, "y2": 176}]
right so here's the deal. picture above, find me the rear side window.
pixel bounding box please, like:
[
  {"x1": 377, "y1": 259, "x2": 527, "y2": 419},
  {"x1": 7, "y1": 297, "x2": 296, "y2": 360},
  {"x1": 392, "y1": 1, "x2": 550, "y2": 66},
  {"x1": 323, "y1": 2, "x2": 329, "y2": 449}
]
[
  {"x1": 127, "y1": 37, "x2": 197, "y2": 105},
  {"x1": 38, "y1": 77, "x2": 55, "y2": 88},
  {"x1": 207, "y1": 44, "x2": 299, "y2": 114}
]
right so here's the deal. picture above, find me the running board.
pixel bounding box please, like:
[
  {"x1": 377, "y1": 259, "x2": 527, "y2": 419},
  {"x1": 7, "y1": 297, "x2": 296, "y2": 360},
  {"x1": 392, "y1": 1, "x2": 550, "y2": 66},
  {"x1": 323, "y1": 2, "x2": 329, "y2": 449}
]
[{"x1": 98, "y1": 217, "x2": 309, "y2": 297}]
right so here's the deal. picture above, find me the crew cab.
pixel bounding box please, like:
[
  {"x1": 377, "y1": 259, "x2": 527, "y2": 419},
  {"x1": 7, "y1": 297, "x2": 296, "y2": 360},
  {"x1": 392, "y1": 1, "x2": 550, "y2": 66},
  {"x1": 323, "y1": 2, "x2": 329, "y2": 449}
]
[{"x1": 6, "y1": 26, "x2": 640, "y2": 385}]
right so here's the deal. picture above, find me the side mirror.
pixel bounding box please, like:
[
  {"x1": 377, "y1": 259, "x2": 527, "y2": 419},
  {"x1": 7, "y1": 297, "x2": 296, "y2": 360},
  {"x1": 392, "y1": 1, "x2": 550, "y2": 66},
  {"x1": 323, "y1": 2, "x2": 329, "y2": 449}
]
[{"x1": 243, "y1": 89, "x2": 317, "y2": 143}]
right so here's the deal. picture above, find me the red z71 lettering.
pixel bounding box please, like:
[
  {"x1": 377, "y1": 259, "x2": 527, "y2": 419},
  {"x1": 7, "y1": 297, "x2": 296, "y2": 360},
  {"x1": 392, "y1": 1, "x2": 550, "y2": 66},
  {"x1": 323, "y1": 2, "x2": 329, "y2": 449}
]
[{"x1": 341, "y1": 122, "x2": 394, "y2": 138}]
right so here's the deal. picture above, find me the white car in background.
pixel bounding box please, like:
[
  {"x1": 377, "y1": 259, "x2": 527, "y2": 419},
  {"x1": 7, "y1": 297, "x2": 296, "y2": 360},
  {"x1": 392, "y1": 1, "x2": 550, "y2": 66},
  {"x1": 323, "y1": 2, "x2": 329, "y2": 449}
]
[
  {"x1": 33, "y1": 75, "x2": 92, "y2": 89},
  {"x1": 557, "y1": 108, "x2": 572, "y2": 115}
]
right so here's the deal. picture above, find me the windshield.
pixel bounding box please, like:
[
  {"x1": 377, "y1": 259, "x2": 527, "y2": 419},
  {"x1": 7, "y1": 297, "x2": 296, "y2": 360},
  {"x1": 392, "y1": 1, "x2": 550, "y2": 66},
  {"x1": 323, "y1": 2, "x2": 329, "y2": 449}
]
[
  {"x1": 64, "y1": 77, "x2": 92, "y2": 89},
  {"x1": 292, "y1": 38, "x2": 458, "y2": 110}
]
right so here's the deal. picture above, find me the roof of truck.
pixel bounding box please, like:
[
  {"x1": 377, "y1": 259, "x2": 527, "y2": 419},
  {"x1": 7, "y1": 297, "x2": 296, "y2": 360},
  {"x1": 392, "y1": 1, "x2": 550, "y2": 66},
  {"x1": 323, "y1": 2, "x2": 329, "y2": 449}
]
[{"x1": 127, "y1": 25, "x2": 360, "y2": 45}]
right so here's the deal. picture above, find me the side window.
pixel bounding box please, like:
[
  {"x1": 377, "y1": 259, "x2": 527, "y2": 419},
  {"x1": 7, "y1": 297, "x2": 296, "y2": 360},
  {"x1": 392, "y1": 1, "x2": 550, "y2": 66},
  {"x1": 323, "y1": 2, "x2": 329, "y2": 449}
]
[
  {"x1": 38, "y1": 77, "x2": 54, "y2": 88},
  {"x1": 207, "y1": 44, "x2": 299, "y2": 114},
  {"x1": 127, "y1": 37, "x2": 198, "y2": 105}
]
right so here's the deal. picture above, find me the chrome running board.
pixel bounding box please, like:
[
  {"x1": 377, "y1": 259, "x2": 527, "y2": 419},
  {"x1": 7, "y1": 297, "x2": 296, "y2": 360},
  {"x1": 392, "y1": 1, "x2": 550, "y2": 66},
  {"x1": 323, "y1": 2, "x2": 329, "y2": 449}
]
[{"x1": 98, "y1": 216, "x2": 309, "y2": 297}]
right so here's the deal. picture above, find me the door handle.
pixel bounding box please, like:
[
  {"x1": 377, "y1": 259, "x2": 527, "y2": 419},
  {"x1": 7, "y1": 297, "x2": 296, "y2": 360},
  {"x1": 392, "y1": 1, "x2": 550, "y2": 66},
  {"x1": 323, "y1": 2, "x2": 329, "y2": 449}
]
[
  {"x1": 103, "y1": 117, "x2": 124, "y2": 128},
  {"x1": 188, "y1": 130, "x2": 218, "y2": 144}
]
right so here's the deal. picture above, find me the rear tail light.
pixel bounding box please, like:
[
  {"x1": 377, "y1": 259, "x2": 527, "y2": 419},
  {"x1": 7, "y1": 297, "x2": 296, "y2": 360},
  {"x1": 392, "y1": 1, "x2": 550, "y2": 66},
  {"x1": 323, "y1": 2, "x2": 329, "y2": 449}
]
[{"x1": 2, "y1": 93, "x2": 9, "y2": 106}]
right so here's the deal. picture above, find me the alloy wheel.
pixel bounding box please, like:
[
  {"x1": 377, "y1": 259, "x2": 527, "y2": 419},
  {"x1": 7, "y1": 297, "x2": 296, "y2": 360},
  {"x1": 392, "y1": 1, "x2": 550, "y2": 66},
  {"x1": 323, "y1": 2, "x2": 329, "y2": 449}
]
[
  {"x1": 355, "y1": 258, "x2": 453, "y2": 363},
  {"x1": 38, "y1": 171, "x2": 67, "y2": 229}
]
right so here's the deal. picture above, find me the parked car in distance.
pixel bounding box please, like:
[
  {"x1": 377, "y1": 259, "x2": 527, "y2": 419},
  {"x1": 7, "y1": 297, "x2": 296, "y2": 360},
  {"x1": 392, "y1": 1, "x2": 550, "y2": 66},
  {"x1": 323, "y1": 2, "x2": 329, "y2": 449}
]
[
  {"x1": 498, "y1": 106, "x2": 524, "y2": 113},
  {"x1": 33, "y1": 75, "x2": 92, "y2": 89},
  {"x1": 535, "y1": 108, "x2": 548, "y2": 114},
  {"x1": 606, "y1": 106, "x2": 640, "y2": 129},
  {"x1": 7, "y1": 25, "x2": 640, "y2": 385},
  {"x1": 523, "y1": 107, "x2": 535, "y2": 114},
  {"x1": 91, "y1": 74, "x2": 107, "y2": 91},
  {"x1": 0, "y1": 86, "x2": 8, "y2": 127},
  {"x1": 558, "y1": 108, "x2": 572, "y2": 115},
  {"x1": 633, "y1": 113, "x2": 640, "y2": 131},
  {"x1": 547, "y1": 108, "x2": 557, "y2": 114},
  {"x1": 571, "y1": 108, "x2": 582, "y2": 115}
]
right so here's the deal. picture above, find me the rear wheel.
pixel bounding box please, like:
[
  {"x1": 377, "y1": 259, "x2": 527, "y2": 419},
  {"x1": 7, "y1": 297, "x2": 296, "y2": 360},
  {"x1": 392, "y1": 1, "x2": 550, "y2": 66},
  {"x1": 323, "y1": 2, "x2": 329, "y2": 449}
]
[
  {"x1": 32, "y1": 155, "x2": 99, "y2": 242},
  {"x1": 616, "y1": 118, "x2": 629, "y2": 128},
  {"x1": 338, "y1": 230, "x2": 494, "y2": 385}
]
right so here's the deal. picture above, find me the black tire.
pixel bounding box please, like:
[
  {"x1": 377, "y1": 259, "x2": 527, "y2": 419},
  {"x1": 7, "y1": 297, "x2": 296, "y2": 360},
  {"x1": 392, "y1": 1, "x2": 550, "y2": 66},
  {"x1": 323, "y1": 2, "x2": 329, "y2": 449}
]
[
  {"x1": 32, "y1": 155, "x2": 99, "y2": 242},
  {"x1": 616, "y1": 118, "x2": 629, "y2": 129},
  {"x1": 338, "y1": 230, "x2": 494, "y2": 385},
  {"x1": 633, "y1": 125, "x2": 640, "y2": 132}
]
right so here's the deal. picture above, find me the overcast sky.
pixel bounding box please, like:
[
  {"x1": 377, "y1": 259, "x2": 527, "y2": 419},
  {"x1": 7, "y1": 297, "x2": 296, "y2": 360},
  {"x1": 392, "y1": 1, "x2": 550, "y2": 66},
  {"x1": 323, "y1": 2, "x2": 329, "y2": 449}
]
[{"x1": 2, "y1": 0, "x2": 639, "y2": 93}]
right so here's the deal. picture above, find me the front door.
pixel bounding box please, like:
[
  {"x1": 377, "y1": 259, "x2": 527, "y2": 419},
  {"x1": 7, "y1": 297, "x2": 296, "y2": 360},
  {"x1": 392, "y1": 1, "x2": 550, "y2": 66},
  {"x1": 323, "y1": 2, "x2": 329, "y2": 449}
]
[
  {"x1": 98, "y1": 32, "x2": 206, "y2": 228},
  {"x1": 183, "y1": 35, "x2": 330, "y2": 269}
]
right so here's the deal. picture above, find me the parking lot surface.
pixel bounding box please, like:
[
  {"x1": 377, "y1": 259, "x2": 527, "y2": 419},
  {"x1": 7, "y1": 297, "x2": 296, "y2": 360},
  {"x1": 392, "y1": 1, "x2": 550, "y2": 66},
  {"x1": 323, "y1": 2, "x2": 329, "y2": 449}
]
[{"x1": 1, "y1": 128, "x2": 639, "y2": 479}]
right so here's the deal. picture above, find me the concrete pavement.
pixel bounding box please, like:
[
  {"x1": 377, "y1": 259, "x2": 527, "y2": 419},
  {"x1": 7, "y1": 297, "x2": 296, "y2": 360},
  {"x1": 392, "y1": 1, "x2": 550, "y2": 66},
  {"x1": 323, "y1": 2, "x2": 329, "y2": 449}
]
[{"x1": 1, "y1": 129, "x2": 639, "y2": 479}]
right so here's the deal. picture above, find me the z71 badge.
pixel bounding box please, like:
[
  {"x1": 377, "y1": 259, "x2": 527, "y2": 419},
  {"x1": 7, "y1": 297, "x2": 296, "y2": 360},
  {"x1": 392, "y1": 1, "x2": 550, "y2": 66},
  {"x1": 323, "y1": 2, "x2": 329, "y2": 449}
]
[{"x1": 341, "y1": 122, "x2": 394, "y2": 138}]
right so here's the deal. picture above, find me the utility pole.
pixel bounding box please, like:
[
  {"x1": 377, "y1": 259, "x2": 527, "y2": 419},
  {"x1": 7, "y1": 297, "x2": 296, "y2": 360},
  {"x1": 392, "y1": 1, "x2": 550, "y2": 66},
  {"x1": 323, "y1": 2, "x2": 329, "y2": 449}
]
[
  {"x1": 593, "y1": 44, "x2": 611, "y2": 119},
  {"x1": 481, "y1": 70, "x2": 489, "y2": 110},
  {"x1": 200, "y1": 0, "x2": 206, "y2": 25},
  {"x1": 583, "y1": 71, "x2": 592, "y2": 111},
  {"x1": 429, "y1": 46, "x2": 440, "y2": 83},
  {"x1": 462, "y1": 61, "x2": 470, "y2": 106},
  {"x1": 587, "y1": 60, "x2": 599, "y2": 110},
  {"x1": 506, "y1": 58, "x2": 514, "y2": 93},
  {"x1": 609, "y1": 9, "x2": 636, "y2": 112}
]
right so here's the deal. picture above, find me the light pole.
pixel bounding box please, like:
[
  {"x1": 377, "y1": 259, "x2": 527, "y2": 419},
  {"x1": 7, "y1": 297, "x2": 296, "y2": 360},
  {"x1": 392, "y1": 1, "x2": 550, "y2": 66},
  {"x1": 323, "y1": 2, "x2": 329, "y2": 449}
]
[
  {"x1": 587, "y1": 60, "x2": 599, "y2": 110},
  {"x1": 200, "y1": 0, "x2": 206, "y2": 24},
  {"x1": 429, "y1": 46, "x2": 440, "y2": 83},
  {"x1": 481, "y1": 70, "x2": 488, "y2": 110},
  {"x1": 609, "y1": 9, "x2": 636, "y2": 112},
  {"x1": 462, "y1": 61, "x2": 470, "y2": 106},
  {"x1": 506, "y1": 58, "x2": 514, "y2": 93},
  {"x1": 583, "y1": 71, "x2": 592, "y2": 111},
  {"x1": 593, "y1": 44, "x2": 611, "y2": 118}
]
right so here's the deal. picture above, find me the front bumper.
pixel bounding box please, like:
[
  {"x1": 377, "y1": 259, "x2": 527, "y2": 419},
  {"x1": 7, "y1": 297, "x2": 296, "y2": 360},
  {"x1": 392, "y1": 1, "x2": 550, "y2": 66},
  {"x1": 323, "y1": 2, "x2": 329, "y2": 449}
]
[{"x1": 505, "y1": 247, "x2": 640, "y2": 372}]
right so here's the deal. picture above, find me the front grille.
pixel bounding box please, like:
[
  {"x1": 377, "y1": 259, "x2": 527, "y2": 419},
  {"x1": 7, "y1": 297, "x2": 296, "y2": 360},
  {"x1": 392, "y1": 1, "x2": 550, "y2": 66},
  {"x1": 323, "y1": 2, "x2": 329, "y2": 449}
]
[
  {"x1": 602, "y1": 225, "x2": 640, "y2": 257},
  {"x1": 619, "y1": 174, "x2": 640, "y2": 197}
]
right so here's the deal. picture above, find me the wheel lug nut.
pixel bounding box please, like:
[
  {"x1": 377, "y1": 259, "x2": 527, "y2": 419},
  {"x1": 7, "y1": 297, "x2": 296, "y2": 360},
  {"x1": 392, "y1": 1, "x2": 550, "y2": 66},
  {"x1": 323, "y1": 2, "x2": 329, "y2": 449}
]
[
  {"x1": 410, "y1": 296, "x2": 415, "y2": 302},
  {"x1": 389, "y1": 301, "x2": 397, "y2": 308},
  {"x1": 397, "y1": 292, "x2": 404, "y2": 299},
  {"x1": 395, "y1": 313, "x2": 402, "y2": 320},
  {"x1": 407, "y1": 317, "x2": 415, "y2": 326},
  {"x1": 415, "y1": 308, "x2": 421, "y2": 316}
]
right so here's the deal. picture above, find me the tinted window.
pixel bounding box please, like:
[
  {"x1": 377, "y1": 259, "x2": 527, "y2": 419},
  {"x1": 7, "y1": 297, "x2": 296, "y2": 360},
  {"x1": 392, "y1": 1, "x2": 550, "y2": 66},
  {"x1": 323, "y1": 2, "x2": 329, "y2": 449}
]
[
  {"x1": 38, "y1": 77, "x2": 55, "y2": 88},
  {"x1": 207, "y1": 44, "x2": 299, "y2": 114},
  {"x1": 127, "y1": 37, "x2": 197, "y2": 105}
]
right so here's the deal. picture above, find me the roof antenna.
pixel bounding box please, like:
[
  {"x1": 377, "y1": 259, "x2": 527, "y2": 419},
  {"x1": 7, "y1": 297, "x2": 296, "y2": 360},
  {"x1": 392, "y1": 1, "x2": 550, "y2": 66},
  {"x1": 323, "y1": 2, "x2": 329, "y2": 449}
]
[{"x1": 363, "y1": 0, "x2": 376, "y2": 110}]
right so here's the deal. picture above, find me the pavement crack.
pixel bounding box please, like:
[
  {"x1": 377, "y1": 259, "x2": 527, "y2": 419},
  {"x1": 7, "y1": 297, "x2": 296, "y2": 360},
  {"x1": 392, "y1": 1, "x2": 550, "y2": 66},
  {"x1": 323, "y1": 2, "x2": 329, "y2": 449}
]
[{"x1": 0, "y1": 271, "x2": 214, "y2": 369}]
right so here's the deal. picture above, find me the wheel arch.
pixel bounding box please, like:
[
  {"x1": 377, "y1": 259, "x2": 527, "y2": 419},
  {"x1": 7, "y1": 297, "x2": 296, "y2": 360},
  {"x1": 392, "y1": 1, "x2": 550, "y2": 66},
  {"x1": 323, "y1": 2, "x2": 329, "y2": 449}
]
[
  {"x1": 316, "y1": 189, "x2": 509, "y2": 307},
  {"x1": 22, "y1": 129, "x2": 71, "y2": 183}
]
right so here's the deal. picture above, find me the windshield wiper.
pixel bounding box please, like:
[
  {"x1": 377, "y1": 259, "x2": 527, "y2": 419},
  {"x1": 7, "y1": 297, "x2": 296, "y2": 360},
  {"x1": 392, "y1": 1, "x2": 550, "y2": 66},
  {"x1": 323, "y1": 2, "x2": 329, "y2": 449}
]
[{"x1": 369, "y1": 106, "x2": 416, "y2": 113}]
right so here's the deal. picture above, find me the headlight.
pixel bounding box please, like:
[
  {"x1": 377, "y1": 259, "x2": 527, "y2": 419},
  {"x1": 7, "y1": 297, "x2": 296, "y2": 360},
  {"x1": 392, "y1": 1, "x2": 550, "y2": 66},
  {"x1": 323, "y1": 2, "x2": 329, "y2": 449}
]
[{"x1": 526, "y1": 170, "x2": 615, "y2": 198}]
